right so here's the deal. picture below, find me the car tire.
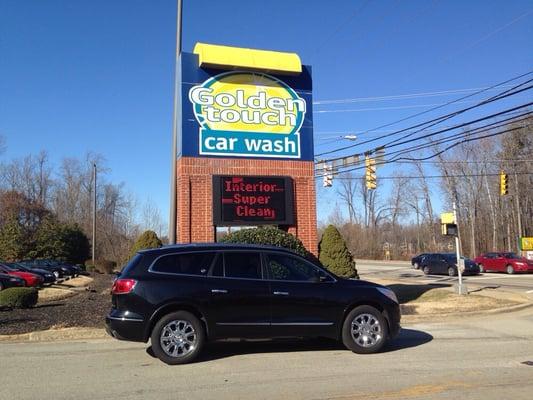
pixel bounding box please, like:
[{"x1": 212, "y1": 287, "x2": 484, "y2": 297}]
[
  {"x1": 0, "y1": 282, "x2": 3, "y2": 291},
  {"x1": 423, "y1": 266, "x2": 430, "y2": 275},
  {"x1": 150, "y1": 311, "x2": 205, "y2": 365},
  {"x1": 413, "y1": 262, "x2": 419, "y2": 270},
  {"x1": 448, "y1": 267, "x2": 456, "y2": 277},
  {"x1": 478, "y1": 264, "x2": 484, "y2": 273},
  {"x1": 506, "y1": 265, "x2": 514, "y2": 275},
  {"x1": 53, "y1": 271, "x2": 60, "y2": 279},
  {"x1": 342, "y1": 305, "x2": 388, "y2": 354}
]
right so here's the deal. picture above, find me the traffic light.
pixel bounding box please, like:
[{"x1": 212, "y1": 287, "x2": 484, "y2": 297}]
[
  {"x1": 365, "y1": 156, "x2": 377, "y2": 190},
  {"x1": 441, "y1": 223, "x2": 458, "y2": 236},
  {"x1": 323, "y1": 163, "x2": 333, "y2": 187},
  {"x1": 499, "y1": 171, "x2": 508, "y2": 196}
]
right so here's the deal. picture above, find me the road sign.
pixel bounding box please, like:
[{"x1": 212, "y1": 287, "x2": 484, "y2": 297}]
[
  {"x1": 440, "y1": 212, "x2": 454, "y2": 224},
  {"x1": 519, "y1": 237, "x2": 533, "y2": 251}
]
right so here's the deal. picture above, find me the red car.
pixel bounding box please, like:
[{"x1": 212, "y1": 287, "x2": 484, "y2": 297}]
[
  {"x1": 473, "y1": 252, "x2": 533, "y2": 274},
  {"x1": 0, "y1": 264, "x2": 43, "y2": 287}
]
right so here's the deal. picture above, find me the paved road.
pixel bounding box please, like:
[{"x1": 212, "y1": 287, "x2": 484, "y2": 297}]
[
  {"x1": 1, "y1": 308, "x2": 533, "y2": 400},
  {"x1": 356, "y1": 260, "x2": 533, "y2": 298}
]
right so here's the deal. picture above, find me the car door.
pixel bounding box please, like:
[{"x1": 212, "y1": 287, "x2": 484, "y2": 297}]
[
  {"x1": 493, "y1": 253, "x2": 506, "y2": 272},
  {"x1": 264, "y1": 252, "x2": 338, "y2": 338},
  {"x1": 435, "y1": 255, "x2": 449, "y2": 274},
  {"x1": 206, "y1": 251, "x2": 271, "y2": 339}
]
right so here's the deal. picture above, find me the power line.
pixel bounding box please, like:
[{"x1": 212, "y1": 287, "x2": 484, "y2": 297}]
[
  {"x1": 316, "y1": 70, "x2": 533, "y2": 157},
  {"x1": 317, "y1": 122, "x2": 531, "y2": 177},
  {"x1": 313, "y1": 84, "x2": 515, "y2": 105},
  {"x1": 324, "y1": 171, "x2": 533, "y2": 180},
  {"x1": 315, "y1": 100, "x2": 477, "y2": 114},
  {"x1": 317, "y1": 79, "x2": 533, "y2": 157},
  {"x1": 314, "y1": 113, "x2": 532, "y2": 175}
]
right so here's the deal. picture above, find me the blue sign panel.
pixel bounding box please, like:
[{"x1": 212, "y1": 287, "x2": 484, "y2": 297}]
[{"x1": 178, "y1": 52, "x2": 314, "y2": 161}]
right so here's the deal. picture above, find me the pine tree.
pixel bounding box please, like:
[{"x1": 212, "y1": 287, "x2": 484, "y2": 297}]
[
  {"x1": 130, "y1": 230, "x2": 163, "y2": 258},
  {"x1": 0, "y1": 216, "x2": 28, "y2": 261},
  {"x1": 319, "y1": 225, "x2": 358, "y2": 278}
]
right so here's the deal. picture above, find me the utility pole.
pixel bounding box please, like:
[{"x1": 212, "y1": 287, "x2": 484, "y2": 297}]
[
  {"x1": 92, "y1": 163, "x2": 97, "y2": 264},
  {"x1": 453, "y1": 201, "x2": 465, "y2": 295},
  {"x1": 169, "y1": 0, "x2": 183, "y2": 244}
]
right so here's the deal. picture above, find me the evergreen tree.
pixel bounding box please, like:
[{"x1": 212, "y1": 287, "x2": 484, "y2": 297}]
[
  {"x1": 319, "y1": 225, "x2": 358, "y2": 278},
  {"x1": 0, "y1": 215, "x2": 28, "y2": 261},
  {"x1": 130, "y1": 230, "x2": 163, "y2": 257}
]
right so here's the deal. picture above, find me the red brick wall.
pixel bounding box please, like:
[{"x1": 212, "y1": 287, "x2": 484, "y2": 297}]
[{"x1": 176, "y1": 157, "x2": 318, "y2": 255}]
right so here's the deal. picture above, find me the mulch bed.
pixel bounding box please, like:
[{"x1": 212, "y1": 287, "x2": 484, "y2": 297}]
[{"x1": 0, "y1": 273, "x2": 113, "y2": 335}]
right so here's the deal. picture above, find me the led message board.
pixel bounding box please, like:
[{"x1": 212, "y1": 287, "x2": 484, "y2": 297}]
[{"x1": 212, "y1": 175, "x2": 294, "y2": 226}]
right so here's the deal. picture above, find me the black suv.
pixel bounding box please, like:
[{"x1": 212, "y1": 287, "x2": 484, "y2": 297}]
[{"x1": 106, "y1": 244, "x2": 401, "y2": 364}]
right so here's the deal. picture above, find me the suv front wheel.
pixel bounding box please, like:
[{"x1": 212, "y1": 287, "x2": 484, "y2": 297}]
[
  {"x1": 342, "y1": 305, "x2": 388, "y2": 354},
  {"x1": 151, "y1": 311, "x2": 205, "y2": 365}
]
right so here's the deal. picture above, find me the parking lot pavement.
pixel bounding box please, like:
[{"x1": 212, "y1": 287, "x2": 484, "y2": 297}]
[
  {"x1": 356, "y1": 260, "x2": 533, "y2": 296},
  {"x1": 2, "y1": 308, "x2": 533, "y2": 400}
]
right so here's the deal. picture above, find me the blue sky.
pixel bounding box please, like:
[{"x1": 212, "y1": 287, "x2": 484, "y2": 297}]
[{"x1": 1, "y1": 0, "x2": 532, "y2": 231}]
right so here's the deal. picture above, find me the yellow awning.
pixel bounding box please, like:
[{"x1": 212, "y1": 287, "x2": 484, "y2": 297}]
[{"x1": 193, "y1": 43, "x2": 302, "y2": 75}]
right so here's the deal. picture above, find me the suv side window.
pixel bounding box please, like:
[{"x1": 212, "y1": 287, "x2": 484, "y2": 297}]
[
  {"x1": 266, "y1": 253, "x2": 327, "y2": 282},
  {"x1": 223, "y1": 252, "x2": 263, "y2": 280},
  {"x1": 151, "y1": 252, "x2": 215, "y2": 275}
]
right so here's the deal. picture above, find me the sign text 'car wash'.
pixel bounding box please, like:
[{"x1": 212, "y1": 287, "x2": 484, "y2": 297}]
[{"x1": 213, "y1": 176, "x2": 294, "y2": 225}]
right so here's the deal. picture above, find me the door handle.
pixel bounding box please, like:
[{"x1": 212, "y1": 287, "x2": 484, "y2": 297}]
[
  {"x1": 211, "y1": 289, "x2": 228, "y2": 294},
  {"x1": 273, "y1": 291, "x2": 289, "y2": 296}
]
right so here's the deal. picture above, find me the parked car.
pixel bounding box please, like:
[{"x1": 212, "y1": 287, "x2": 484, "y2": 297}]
[
  {"x1": 0, "y1": 272, "x2": 25, "y2": 291},
  {"x1": 38, "y1": 259, "x2": 82, "y2": 276},
  {"x1": 420, "y1": 253, "x2": 480, "y2": 276},
  {"x1": 474, "y1": 252, "x2": 533, "y2": 274},
  {"x1": 3, "y1": 262, "x2": 56, "y2": 285},
  {"x1": 106, "y1": 243, "x2": 401, "y2": 365},
  {"x1": 411, "y1": 253, "x2": 429, "y2": 269},
  {"x1": 0, "y1": 264, "x2": 44, "y2": 287},
  {"x1": 21, "y1": 260, "x2": 75, "y2": 278}
]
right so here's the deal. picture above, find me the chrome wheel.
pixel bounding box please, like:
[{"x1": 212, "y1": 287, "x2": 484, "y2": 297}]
[
  {"x1": 414, "y1": 262, "x2": 419, "y2": 270},
  {"x1": 160, "y1": 320, "x2": 197, "y2": 358},
  {"x1": 351, "y1": 313, "x2": 383, "y2": 348},
  {"x1": 506, "y1": 265, "x2": 514, "y2": 275},
  {"x1": 53, "y1": 271, "x2": 60, "y2": 279},
  {"x1": 478, "y1": 264, "x2": 484, "y2": 273}
]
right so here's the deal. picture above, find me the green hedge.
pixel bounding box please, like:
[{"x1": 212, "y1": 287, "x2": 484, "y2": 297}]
[
  {"x1": 0, "y1": 287, "x2": 38, "y2": 309},
  {"x1": 220, "y1": 226, "x2": 308, "y2": 256}
]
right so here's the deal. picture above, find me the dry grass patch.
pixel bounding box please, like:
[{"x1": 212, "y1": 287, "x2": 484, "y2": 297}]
[
  {"x1": 38, "y1": 288, "x2": 76, "y2": 303},
  {"x1": 60, "y1": 276, "x2": 93, "y2": 288}
]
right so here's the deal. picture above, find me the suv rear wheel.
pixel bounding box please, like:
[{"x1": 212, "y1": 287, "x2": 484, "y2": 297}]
[
  {"x1": 342, "y1": 305, "x2": 388, "y2": 354},
  {"x1": 151, "y1": 311, "x2": 205, "y2": 365}
]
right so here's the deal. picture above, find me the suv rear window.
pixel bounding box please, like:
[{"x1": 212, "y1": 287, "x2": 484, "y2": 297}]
[{"x1": 151, "y1": 252, "x2": 215, "y2": 275}]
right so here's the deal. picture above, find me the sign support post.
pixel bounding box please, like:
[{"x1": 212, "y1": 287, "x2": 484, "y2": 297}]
[{"x1": 453, "y1": 201, "x2": 466, "y2": 295}]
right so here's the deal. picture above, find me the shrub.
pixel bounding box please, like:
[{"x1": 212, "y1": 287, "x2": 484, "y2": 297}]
[
  {"x1": 29, "y1": 217, "x2": 90, "y2": 264},
  {"x1": 94, "y1": 259, "x2": 117, "y2": 274},
  {"x1": 220, "y1": 226, "x2": 308, "y2": 256},
  {"x1": 319, "y1": 225, "x2": 358, "y2": 278},
  {"x1": 0, "y1": 287, "x2": 38, "y2": 309},
  {"x1": 130, "y1": 230, "x2": 163, "y2": 258},
  {"x1": 85, "y1": 259, "x2": 95, "y2": 273}
]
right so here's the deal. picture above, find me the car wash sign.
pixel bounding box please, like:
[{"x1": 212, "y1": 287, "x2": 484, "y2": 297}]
[
  {"x1": 179, "y1": 45, "x2": 314, "y2": 161},
  {"x1": 190, "y1": 72, "x2": 304, "y2": 158}
]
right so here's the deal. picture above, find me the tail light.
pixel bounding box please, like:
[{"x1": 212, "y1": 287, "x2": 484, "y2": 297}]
[{"x1": 111, "y1": 279, "x2": 137, "y2": 295}]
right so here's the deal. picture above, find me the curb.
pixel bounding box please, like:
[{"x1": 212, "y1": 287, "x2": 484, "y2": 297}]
[
  {"x1": 401, "y1": 301, "x2": 533, "y2": 323},
  {"x1": 0, "y1": 327, "x2": 108, "y2": 343}
]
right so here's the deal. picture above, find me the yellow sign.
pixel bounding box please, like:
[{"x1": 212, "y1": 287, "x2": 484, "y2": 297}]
[
  {"x1": 440, "y1": 212, "x2": 454, "y2": 224},
  {"x1": 520, "y1": 237, "x2": 533, "y2": 251},
  {"x1": 193, "y1": 43, "x2": 302, "y2": 74}
]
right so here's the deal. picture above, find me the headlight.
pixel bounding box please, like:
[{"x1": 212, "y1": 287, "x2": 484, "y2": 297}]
[{"x1": 377, "y1": 287, "x2": 399, "y2": 304}]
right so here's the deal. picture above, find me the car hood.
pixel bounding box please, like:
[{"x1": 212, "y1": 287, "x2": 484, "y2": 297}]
[{"x1": 338, "y1": 277, "x2": 386, "y2": 289}]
